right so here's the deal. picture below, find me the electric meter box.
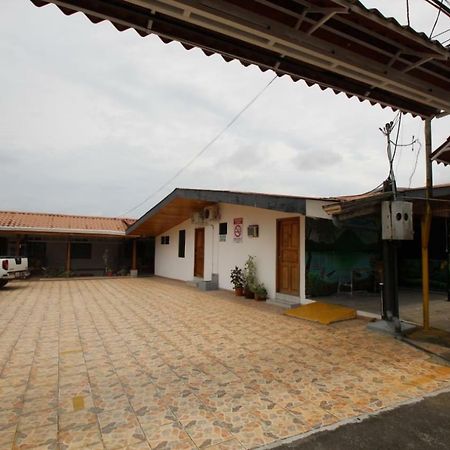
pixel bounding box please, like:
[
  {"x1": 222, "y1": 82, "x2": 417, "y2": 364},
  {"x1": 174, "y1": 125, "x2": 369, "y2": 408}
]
[{"x1": 381, "y1": 201, "x2": 413, "y2": 240}]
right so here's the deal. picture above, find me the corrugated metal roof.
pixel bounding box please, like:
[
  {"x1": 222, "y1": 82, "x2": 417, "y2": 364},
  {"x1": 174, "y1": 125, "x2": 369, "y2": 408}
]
[
  {"x1": 431, "y1": 136, "x2": 450, "y2": 166},
  {"x1": 0, "y1": 210, "x2": 135, "y2": 236},
  {"x1": 29, "y1": 0, "x2": 450, "y2": 118}
]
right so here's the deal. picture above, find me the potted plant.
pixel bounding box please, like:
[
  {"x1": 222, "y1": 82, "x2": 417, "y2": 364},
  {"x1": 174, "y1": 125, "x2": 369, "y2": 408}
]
[
  {"x1": 254, "y1": 283, "x2": 267, "y2": 301},
  {"x1": 243, "y1": 255, "x2": 257, "y2": 299},
  {"x1": 230, "y1": 266, "x2": 245, "y2": 296}
]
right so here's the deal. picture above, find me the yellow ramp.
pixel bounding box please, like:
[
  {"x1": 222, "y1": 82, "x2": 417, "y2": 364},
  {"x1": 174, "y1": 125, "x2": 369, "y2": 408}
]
[{"x1": 284, "y1": 302, "x2": 357, "y2": 325}]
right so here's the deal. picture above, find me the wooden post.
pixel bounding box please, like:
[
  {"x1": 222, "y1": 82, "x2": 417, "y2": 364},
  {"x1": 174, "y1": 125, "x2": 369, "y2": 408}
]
[
  {"x1": 131, "y1": 240, "x2": 137, "y2": 271},
  {"x1": 66, "y1": 241, "x2": 71, "y2": 275},
  {"x1": 422, "y1": 118, "x2": 433, "y2": 330},
  {"x1": 15, "y1": 238, "x2": 21, "y2": 256}
]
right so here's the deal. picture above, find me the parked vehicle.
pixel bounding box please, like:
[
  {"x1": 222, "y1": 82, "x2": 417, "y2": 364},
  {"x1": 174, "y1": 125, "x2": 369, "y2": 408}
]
[{"x1": 0, "y1": 257, "x2": 29, "y2": 288}]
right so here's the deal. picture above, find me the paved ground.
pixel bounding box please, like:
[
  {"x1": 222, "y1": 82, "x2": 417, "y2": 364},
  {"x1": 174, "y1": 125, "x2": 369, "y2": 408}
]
[
  {"x1": 273, "y1": 390, "x2": 450, "y2": 450},
  {"x1": 320, "y1": 289, "x2": 450, "y2": 331},
  {"x1": 1, "y1": 278, "x2": 450, "y2": 450}
]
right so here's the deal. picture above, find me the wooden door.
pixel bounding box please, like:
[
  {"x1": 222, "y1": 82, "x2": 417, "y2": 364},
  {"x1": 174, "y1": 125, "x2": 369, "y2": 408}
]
[
  {"x1": 277, "y1": 217, "x2": 300, "y2": 295},
  {"x1": 194, "y1": 228, "x2": 205, "y2": 278}
]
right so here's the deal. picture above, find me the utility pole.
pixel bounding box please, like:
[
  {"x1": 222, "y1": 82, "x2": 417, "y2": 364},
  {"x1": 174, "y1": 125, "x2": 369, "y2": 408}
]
[
  {"x1": 381, "y1": 121, "x2": 400, "y2": 324},
  {"x1": 421, "y1": 118, "x2": 433, "y2": 330}
]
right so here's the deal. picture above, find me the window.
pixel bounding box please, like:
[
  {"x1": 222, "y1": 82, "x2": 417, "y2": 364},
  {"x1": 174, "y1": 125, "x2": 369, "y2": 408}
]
[
  {"x1": 160, "y1": 236, "x2": 170, "y2": 245},
  {"x1": 178, "y1": 230, "x2": 186, "y2": 258},
  {"x1": 71, "y1": 243, "x2": 91, "y2": 259},
  {"x1": 219, "y1": 222, "x2": 228, "y2": 235}
]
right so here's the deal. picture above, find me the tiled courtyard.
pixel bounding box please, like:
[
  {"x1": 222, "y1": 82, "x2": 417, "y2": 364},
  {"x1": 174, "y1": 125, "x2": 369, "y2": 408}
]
[{"x1": 1, "y1": 278, "x2": 450, "y2": 450}]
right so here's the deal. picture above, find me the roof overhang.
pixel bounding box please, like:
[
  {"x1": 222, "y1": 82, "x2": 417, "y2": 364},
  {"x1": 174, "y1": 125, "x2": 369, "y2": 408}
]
[
  {"x1": 431, "y1": 137, "x2": 450, "y2": 166},
  {"x1": 126, "y1": 188, "x2": 309, "y2": 236},
  {"x1": 323, "y1": 185, "x2": 450, "y2": 220},
  {"x1": 0, "y1": 226, "x2": 131, "y2": 238},
  {"x1": 30, "y1": 0, "x2": 450, "y2": 118}
]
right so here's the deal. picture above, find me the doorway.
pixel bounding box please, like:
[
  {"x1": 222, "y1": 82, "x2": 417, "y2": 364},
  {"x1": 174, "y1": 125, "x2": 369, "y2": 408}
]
[
  {"x1": 277, "y1": 217, "x2": 300, "y2": 295},
  {"x1": 194, "y1": 228, "x2": 205, "y2": 278}
]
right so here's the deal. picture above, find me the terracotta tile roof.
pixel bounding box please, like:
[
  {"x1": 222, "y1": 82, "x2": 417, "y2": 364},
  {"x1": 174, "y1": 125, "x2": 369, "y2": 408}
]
[{"x1": 0, "y1": 211, "x2": 135, "y2": 236}]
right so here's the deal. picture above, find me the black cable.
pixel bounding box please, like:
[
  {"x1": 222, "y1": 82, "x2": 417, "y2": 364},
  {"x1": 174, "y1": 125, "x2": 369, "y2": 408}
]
[
  {"x1": 389, "y1": 139, "x2": 419, "y2": 147},
  {"x1": 391, "y1": 113, "x2": 402, "y2": 163},
  {"x1": 406, "y1": 0, "x2": 411, "y2": 26},
  {"x1": 408, "y1": 140, "x2": 422, "y2": 188},
  {"x1": 430, "y1": 0, "x2": 444, "y2": 38},
  {"x1": 119, "y1": 74, "x2": 278, "y2": 217}
]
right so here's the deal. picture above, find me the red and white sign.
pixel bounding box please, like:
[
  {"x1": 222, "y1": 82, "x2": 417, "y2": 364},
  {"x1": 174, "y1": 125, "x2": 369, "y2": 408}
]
[{"x1": 233, "y1": 218, "x2": 243, "y2": 242}]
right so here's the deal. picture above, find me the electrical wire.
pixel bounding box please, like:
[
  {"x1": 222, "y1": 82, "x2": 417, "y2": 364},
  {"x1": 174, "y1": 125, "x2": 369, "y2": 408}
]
[
  {"x1": 432, "y1": 27, "x2": 450, "y2": 38},
  {"x1": 119, "y1": 74, "x2": 278, "y2": 217},
  {"x1": 409, "y1": 140, "x2": 422, "y2": 188},
  {"x1": 389, "y1": 139, "x2": 419, "y2": 147},
  {"x1": 391, "y1": 112, "x2": 402, "y2": 163},
  {"x1": 406, "y1": 0, "x2": 411, "y2": 26},
  {"x1": 430, "y1": 0, "x2": 444, "y2": 38}
]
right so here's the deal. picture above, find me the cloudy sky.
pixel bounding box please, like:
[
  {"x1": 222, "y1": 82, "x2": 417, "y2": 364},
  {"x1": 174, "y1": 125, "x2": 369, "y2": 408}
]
[{"x1": 1, "y1": 0, "x2": 449, "y2": 219}]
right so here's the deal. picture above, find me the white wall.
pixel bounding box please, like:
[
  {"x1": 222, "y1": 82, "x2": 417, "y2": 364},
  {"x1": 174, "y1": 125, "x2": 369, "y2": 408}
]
[
  {"x1": 155, "y1": 223, "x2": 196, "y2": 281},
  {"x1": 155, "y1": 203, "x2": 306, "y2": 300},
  {"x1": 306, "y1": 199, "x2": 335, "y2": 219}
]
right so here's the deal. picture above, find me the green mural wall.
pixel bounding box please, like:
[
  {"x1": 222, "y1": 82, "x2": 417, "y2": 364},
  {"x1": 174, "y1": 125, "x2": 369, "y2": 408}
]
[{"x1": 305, "y1": 217, "x2": 381, "y2": 297}]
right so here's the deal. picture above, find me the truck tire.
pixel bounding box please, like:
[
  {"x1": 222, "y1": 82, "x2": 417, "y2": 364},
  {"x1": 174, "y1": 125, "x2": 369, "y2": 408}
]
[{"x1": 0, "y1": 280, "x2": 8, "y2": 288}]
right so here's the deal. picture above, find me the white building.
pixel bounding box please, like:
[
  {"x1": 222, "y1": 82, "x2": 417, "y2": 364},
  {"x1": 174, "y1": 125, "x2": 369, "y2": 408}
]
[{"x1": 127, "y1": 189, "x2": 334, "y2": 306}]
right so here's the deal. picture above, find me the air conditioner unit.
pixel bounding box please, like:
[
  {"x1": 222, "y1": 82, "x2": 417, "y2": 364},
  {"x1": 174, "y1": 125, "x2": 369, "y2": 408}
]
[
  {"x1": 203, "y1": 205, "x2": 219, "y2": 221},
  {"x1": 191, "y1": 212, "x2": 204, "y2": 225}
]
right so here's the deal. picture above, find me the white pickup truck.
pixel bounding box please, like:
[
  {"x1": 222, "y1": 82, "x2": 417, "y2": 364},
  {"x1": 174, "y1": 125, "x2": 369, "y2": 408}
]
[{"x1": 0, "y1": 257, "x2": 30, "y2": 288}]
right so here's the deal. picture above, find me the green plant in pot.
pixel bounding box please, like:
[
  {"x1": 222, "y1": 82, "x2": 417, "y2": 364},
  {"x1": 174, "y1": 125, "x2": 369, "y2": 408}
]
[
  {"x1": 230, "y1": 266, "x2": 245, "y2": 296},
  {"x1": 254, "y1": 283, "x2": 267, "y2": 301},
  {"x1": 243, "y1": 255, "x2": 257, "y2": 299}
]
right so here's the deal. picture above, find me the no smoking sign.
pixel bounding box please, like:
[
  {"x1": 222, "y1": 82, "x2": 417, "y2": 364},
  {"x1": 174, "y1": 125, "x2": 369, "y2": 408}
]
[{"x1": 233, "y1": 218, "x2": 243, "y2": 242}]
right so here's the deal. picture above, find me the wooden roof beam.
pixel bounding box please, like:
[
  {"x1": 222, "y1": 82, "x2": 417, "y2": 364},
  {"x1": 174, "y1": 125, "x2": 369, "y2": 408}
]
[{"x1": 137, "y1": 0, "x2": 450, "y2": 112}]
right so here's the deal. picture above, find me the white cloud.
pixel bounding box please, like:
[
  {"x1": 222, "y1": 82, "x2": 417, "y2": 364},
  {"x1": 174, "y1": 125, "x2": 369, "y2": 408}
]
[{"x1": 0, "y1": 0, "x2": 449, "y2": 218}]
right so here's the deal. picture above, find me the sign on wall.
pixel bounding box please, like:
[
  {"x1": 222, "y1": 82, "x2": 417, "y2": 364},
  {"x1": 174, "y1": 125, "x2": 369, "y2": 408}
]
[{"x1": 233, "y1": 218, "x2": 243, "y2": 243}]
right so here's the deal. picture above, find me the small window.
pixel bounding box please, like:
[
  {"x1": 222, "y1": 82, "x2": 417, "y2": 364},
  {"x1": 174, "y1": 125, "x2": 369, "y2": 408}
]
[
  {"x1": 160, "y1": 236, "x2": 170, "y2": 245},
  {"x1": 219, "y1": 222, "x2": 228, "y2": 235},
  {"x1": 71, "y1": 243, "x2": 92, "y2": 259},
  {"x1": 178, "y1": 230, "x2": 186, "y2": 258}
]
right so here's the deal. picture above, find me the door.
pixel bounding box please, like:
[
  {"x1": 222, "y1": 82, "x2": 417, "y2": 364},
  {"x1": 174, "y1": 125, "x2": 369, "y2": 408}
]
[
  {"x1": 194, "y1": 228, "x2": 205, "y2": 278},
  {"x1": 277, "y1": 217, "x2": 300, "y2": 295}
]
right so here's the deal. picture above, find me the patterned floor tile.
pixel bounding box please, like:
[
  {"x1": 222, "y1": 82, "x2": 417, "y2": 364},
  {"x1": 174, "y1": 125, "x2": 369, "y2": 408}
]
[
  {"x1": 249, "y1": 407, "x2": 307, "y2": 439},
  {"x1": 135, "y1": 405, "x2": 176, "y2": 428},
  {"x1": 14, "y1": 423, "x2": 58, "y2": 450},
  {"x1": 182, "y1": 417, "x2": 233, "y2": 448},
  {"x1": 0, "y1": 393, "x2": 24, "y2": 411},
  {"x1": 287, "y1": 402, "x2": 344, "y2": 429},
  {"x1": 1, "y1": 279, "x2": 450, "y2": 450},
  {"x1": 59, "y1": 409, "x2": 98, "y2": 431},
  {"x1": 229, "y1": 420, "x2": 275, "y2": 448},
  {"x1": 98, "y1": 408, "x2": 146, "y2": 449},
  {"x1": 204, "y1": 439, "x2": 245, "y2": 449},
  {"x1": 0, "y1": 424, "x2": 17, "y2": 448},
  {"x1": 0, "y1": 408, "x2": 19, "y2": 432},
  {"x1": 142, "y1": 421, "x2": 196, "y2": 450},
  {"x1": 18, "y1": 408, "x2": 58, "y2": 431},
  {"x1": 58, "y1": 427, "x2": 104, "y2": 449}
]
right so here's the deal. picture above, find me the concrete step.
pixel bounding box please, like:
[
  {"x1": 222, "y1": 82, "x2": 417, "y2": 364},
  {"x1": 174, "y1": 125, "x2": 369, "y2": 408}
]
[{"x1": 267, "y1": 296, "x2": 302, "y2": 309}]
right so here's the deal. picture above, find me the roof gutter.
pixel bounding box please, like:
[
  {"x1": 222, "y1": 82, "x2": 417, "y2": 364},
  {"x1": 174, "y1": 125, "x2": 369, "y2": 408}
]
[{"x1": 0, "y1": 226, "x2": 128, "y2": 236}]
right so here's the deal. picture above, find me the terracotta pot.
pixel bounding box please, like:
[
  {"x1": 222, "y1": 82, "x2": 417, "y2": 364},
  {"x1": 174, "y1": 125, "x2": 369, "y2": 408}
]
[
  {"x1": 234, "y1": 287, "x2": 244, "y2": 296},
  {"x1": 244, "y1": 288, "x2": 255, "y2": 299},
  {"x1": 255, "y1": 295, "x2": 266, "y2": 301}
]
